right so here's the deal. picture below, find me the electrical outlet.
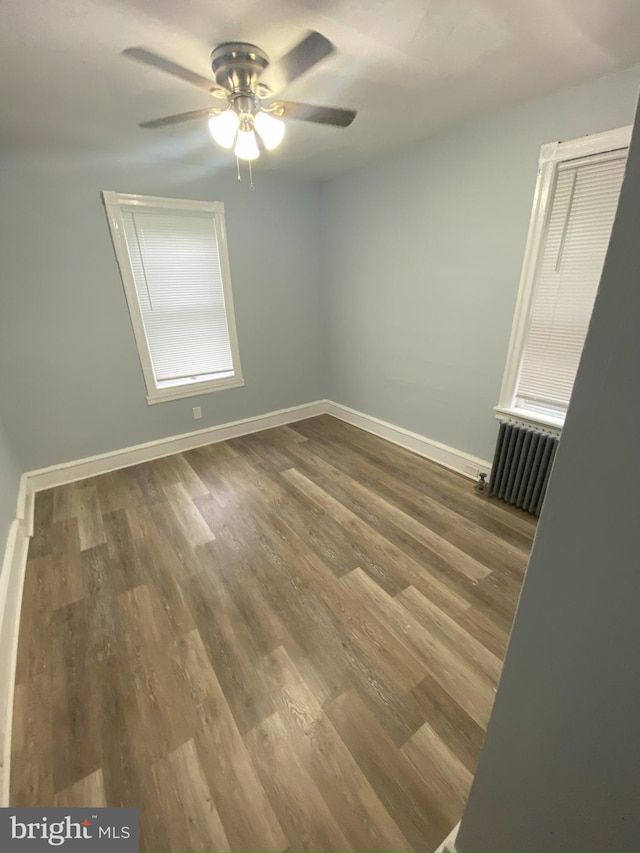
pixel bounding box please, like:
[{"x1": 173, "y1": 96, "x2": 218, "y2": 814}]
[{"x1": 192, "y1": 406, "x2": 202, "y2": 420}]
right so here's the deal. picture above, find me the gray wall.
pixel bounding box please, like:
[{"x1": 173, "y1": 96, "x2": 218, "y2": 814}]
[
  {"x1": 321, "y1": 65, "x2": 640, "y2": 461},
  {"x1": 457, "y1": 93, "x2": 640, "y2": 852},
  {"x1": 2, "y1": 67, "x2": 640, "y2": 475},
  {"x1": 0, "y1": 155, "x2": 326, "y2": 470},
  {"x1": 0, "y1": 414, "x2": 21, "y2": 561}
]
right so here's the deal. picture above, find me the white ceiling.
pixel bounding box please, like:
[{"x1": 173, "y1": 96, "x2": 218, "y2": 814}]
[{"x1": 2, "y1": 0, "x2": 640, "y2": 179}]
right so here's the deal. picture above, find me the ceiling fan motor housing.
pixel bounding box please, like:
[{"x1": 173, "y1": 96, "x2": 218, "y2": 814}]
[{"x1": 210, "y1": 42, "x2": 271, "y2": 103}]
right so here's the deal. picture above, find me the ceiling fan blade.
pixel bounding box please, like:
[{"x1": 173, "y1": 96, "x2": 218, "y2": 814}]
[
  {"x1": 259, "y1": 31, "x2": 335, "y2": 96},
  {"x1": 275, "y1": 101, "x2": 357, "y2": 128},
  {"x1": 123, "y1": 47, "x2": 227, "y2": 96},
  {"x1": 138, "y1": 107, "x2": 221, "y2": 129}
]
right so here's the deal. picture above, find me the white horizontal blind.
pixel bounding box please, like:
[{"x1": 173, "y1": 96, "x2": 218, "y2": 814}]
[
  {"x1": 516, "y1": 150, "x2": 626, "y2": 413},
  {"x1": 121, "y1": 208, "x2": 234, "y2": 385}
]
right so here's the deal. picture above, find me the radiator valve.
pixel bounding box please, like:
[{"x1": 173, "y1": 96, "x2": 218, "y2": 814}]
[{"x1": 475, "y1": 472, "x2": 489, "y2": 494}]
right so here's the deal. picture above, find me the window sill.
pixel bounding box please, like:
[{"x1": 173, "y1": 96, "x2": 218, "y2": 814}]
[
  {"x1": 147, "y1": 376, "x2": 245, "y2": 405},
  {"x1": 494, "y1": 405, "x2": 563, "y2": 436}
]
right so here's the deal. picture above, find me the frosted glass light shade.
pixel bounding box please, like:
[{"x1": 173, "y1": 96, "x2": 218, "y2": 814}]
[
  {"x1": 234, "y1": 128, "x2": 260, "y2": 161},
  {"x1": 254, "y1": 111, "x2": 285, "y2": 150},
  {"x1": 208, "y1": 110, "x2": 240, "y2": 149}
]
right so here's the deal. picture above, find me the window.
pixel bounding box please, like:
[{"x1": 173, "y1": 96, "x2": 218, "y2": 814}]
[
  {"x1": 497, "y1": 126, "x2": 630, "y2": 430},
  {"x1": 103, "y1": 192, "x2": 243, "y2": 404}
]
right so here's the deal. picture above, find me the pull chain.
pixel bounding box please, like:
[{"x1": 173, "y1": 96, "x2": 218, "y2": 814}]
[{"x1": 234, "y1": 156, "x2": 256, "y2": 190}]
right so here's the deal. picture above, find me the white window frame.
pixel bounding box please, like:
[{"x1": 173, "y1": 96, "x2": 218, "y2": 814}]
[
  {"x1": 496, "y1": 125, "x2": 631, "y2": 435},
  {"x1": 103, "y1": 191, "x2": 244, "y2": 405}
]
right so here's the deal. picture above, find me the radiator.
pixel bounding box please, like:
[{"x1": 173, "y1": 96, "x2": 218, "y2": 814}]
[{"x1": 488, "y1": 422, "x2": 559, "y2": 516}]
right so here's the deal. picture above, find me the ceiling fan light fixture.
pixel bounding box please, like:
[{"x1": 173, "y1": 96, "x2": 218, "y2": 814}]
[
  {"x1": 254, "y1": 111, "x2": 286, "y2": 150},
  {"x1": 125, "y1": 32, "x2": 357, "y2": 175},
  {"x1": 234, "y1": 127, "x2": 260, "y2": 161},
  {"x1": 208, "y1": 109, "x2": 240, "y2": 149}
]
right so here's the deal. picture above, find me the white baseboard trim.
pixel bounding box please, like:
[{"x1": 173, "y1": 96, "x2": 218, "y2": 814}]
[
  {"x1": 326, "y1": 402, "x2": 492, "y2": 481},
  {"x1": 435, "y1": 821, "x2": 460, "y2": 852},
  {"x1": 26, "y1": 400, "x2": 327, "y2": 493},
  {"x1": 23, "y1": 399, "x2": 491, "y2": 497},
  {"x1": 0, "y1": 517, "x2": 30, "y2": 807}
]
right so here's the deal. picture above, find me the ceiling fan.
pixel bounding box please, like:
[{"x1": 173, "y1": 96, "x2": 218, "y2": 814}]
[{"x1": 123, "y1": 31, "x2": 357, "y2": 162}]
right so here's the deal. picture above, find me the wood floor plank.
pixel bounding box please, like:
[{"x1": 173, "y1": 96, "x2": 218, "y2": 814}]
[
  {"x1": 10, "y1": 676, "x2": 54, "y2": 806},
  {"x1": 125, "y1": 501, "x2": 156, "y2": 541},
  {"x1": 193, "y1": 493, "x2": 291, "y2": 659},
  {"x1": 270, "y1": 424, "x2": 310, "y2": 444},
  {"x1": 252, "y1": 539, "x2": 426, "y2": 745},
  {"x1": 232, "y1": 512, "x2": 354, "y2": 706},
  {"x1": 52, "y1": 481, "x2": 76, "y2": 523},
  {"x1": 341, "y1": 569, "x2": 496, "y2": 729},
  {"x1": 164, "y1": 481, "x2": 215, "y2": 546},
  {"x1": 14, "y1": 557, "x2": 53, "y2": 684},
  {"x1": 11, "y1": 415, "x2": 535, "y2": 851},
  {"x1": 260, "y1": 647, "x2": 412, "y2": 852},
  {"x1": 49, "y1": 600, "x2": 103, "y2": 793},
  {"x1": 149, "y1": 452, "x2": 209, "y2": 498},
  {"x1": 27, "y1": 489, "x2": 54, "y2": 559},
  {"x1": 326, "y1": 690, "x2": 451, "y2": 851},
  {"x1": 164, "y1": 452, "x2": 210, "y2": 498},
  {"x1": 179, "y1": 629, "x2": 287, "y2": 852},
  {"x1": 396, "y1": 585, "x2": 503, "y2": 686},
  {"x1": 184, "y1": 568, "x2": 276, "y2": 735},
  {"x1": 281, "y1": 467, "x2": 472, "y2": 617},
  {"x1": 293, "y1": 429, "x2": 531, "y2": 574},
  {"x1": 80, "y1": 544, "x2": 127, "y2": 661},
  {"x1": 400, "y1": 719, "x2": 473, "y2": 824},
  {"x1": 130, "y1": 461, "x2": 166, "y2": 506},
  {"x1": 151, "y1": 739, "x2": 231, "y2": 853},
  {"x1": 117, "y1": 584, "x2": 194, "y2": 763},
  {"x1": 90, "y1": 654, "x2": 176, "y2": 853},
  {"x1": 273, "y1": 490, "x2": 359, "y2": 580},
  {"x1": 133, "y1": 536, "x2": 196, "y2": 638},
  {"x1": 249, "y1": 507, "x2": 427, "y2": 693},
  {"x1": 275, "y1": 475, "x2": 409, "y2": 595},
  {"x1": 286, "y1": 452, "x2": 491, "y2": 584},
  {"x1": 455, "y1": 605, "x2": 511, "y2": 659},
  {"x1": 49, "y1": 519, "x2": 86, "y2": 610},
  {"x1": 77, "y1": 482, "x2": 107, "y2": 551},
  {"x1": 94, "y1": 468, "x2": 145, "y2": 514},
  {"x1": 292, "y1": 415, "x2": 536, "y2": 543},
  {"x1": 231, "y1": 431, "x2": 301, "y2": 475},
  {"x1": 182, "y1": 444, "x2": 241, "y2": 504},
  {"x1": 102, "y1": 509, "x2": 146, "y2": 594},
  {"x1": 235, "y1": 486, "x2": 424, "y2": 740},
  {"x1": 147, "y1": 501, "x2": 203, "y2": 577},
  {"x1": 53, "y1": 480, "x2": 107, "y2": 551},
  {"x1": 245, "y1": 711, "x2": 352, "y2": 852},
  {"x1": 54, "y1": 769, "x2": 107, "y2": 808},
  {"x1": 92, "y1": 653, "x2": 142, "y2": 811},
  {"x1": 201, "y1": 541, "x2": 287, "y2": 659},
  {"x1": 408, "y1": 673, "x2": 486, "y2": 775}
]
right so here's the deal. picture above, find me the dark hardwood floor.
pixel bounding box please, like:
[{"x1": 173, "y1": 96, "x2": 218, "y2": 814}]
[{"x1": 10, "y1": 415, "x2": 535, "y2": 852}]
